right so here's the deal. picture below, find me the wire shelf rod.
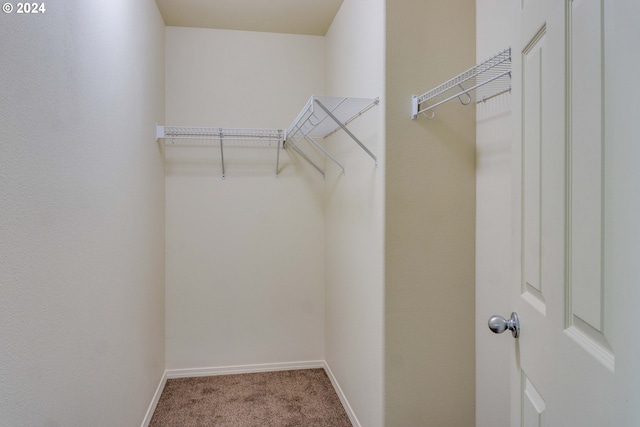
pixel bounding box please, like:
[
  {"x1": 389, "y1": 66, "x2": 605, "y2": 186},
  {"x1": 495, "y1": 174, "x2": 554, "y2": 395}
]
[
  {"x1": 310, "y1": 97, "x2": 348, "y2": 133},
  {"x1": 157, "y1": 95, "x2": 379, "y2": 179},
  {"x1": 287, "y1": 97, "x2": 349, "y2": 142},
  {"x1": 313, "y1": 98, "x2": 377, "y2": 165},
  {"x1": 477, "y1": 87, "x2": 511, "y2": 104},
  {"x1": 284, "y1": 96, "x2": 379, "y2": 177},
  {"x1": 157, "y1": 126, "x2": 284, "y2": 142},
  {"x1": 417, "y1": 69, "x2": 511, "y2": 116},
  {"x1": 161, "y1": 136, "x2": 283, "y2": 142},
  {"x1": 411, "y1": 47, "x2": 511, "y2": 119},
  {"x1": 323, "y1": 98, "x2": 380, "y2": 139},
  {"x1": 416, "y1": 47, "x2": 511, "y2": 104},
  {"x1": 156, "y1": 125, "x2": 285, "y2": 178}
]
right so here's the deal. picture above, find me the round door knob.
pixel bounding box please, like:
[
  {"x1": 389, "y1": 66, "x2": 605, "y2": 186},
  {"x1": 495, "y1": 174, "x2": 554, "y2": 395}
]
[{"x1": 488, "y1": 312, "x2": 520, "y2": 338}]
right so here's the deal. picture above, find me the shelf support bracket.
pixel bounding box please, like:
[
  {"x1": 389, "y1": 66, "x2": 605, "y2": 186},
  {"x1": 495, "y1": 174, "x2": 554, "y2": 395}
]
[
  {"x1": 313, "y1": 99, "x2": 377, "y2": 166},
  {"x1": 275, "y1": 131, "x2": 284, "y2": 178},
  {"x1": 219, "y1": 128, "x2": 226, "y2": 180},
  {"x1": 411, "y1": 96, "x2": 419, "y2": 120},
  {"x1": 304, "y1": 135, "x2": 345, "y2": 175},
  {"x1": 287, "y1": 140, "x2": 325, "y2": 178}
]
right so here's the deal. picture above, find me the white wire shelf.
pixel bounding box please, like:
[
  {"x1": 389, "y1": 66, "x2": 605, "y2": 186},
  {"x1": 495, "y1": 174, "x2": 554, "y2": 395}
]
[
  {"x1": 156, "y1": 96, "x2": 379, "y2": 179},
  {"x1": 157, "y1": 126, "x2": 284, "y2": 144},
  {"x1": 411, "y1": 47, "x2": 511, "y2": 120},
  {"x1": 286, "y1": 96, "x2": 379, "y2": 177},
  {"x1": 156, "y1": 126, "x2": 285, "y2": 179}
]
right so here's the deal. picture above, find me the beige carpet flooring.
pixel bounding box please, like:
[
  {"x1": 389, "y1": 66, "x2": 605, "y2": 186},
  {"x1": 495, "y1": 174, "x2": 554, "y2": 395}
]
[{"x1": 149, "y1": 369, "x2": 353, "y2": 427}]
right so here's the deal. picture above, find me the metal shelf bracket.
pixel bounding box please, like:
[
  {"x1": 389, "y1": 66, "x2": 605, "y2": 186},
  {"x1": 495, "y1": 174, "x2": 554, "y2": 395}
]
[{"x1": 285, "y1": 96, "x2": 379, "y2": 177}]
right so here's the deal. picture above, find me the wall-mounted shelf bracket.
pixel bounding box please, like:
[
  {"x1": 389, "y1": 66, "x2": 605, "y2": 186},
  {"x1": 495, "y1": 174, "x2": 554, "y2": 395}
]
[
  {"x1": 411, "y1": 47, "x2": 511, "y2": 120},
  {"x1": 156, "y1": 126, "x2": 285, "y2": 178},
  {"x1": 286, "y1": 96, "x2": 379, "y2": 177}
]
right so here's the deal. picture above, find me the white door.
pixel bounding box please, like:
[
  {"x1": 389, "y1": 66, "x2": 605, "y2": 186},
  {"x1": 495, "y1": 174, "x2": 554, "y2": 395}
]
[{"x1": 504, "y1": 0, "x2": 617, "y2": 425}]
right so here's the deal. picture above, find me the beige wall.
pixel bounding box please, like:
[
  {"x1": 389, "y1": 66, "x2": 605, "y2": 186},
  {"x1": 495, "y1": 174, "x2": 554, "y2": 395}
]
[
  {"x1": 0, "y1": 1, "x2": 166, "y2": 425},
  {"x1": 164, "y1": 27, "x2": 326, "y2": 369},
  {"x1": 324, "y1": 0, "x2": 385, "y2": 426},
  {"x1": 475, "y1": 1, "x2": 512, "y2": 426},
  {"x1": 385, "y1": 0, "x2": 476, "y2": 425}
]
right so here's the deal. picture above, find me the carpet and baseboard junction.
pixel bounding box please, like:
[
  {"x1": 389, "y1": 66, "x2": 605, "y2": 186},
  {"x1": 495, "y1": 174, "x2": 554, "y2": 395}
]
[{"x1": 141, "y1": 361, "x2": 359, "y2": 427}]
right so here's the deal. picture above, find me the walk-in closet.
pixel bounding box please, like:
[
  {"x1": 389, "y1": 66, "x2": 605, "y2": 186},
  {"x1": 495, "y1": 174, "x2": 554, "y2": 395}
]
[{"x1": 9, "y1": 1, "x2": 637, "y2": 426}]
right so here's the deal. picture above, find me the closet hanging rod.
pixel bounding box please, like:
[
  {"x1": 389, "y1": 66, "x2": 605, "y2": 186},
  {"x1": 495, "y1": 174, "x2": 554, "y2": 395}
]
[
  {"x1": 477, "y1": 87, "x2": 511, "y2": 104},
  {"x1": 411, "y1": 47, "x2": 511, "y2": 119},
  {"x1": 417, "y1": 69, "x2": 510, "y2": 114}
]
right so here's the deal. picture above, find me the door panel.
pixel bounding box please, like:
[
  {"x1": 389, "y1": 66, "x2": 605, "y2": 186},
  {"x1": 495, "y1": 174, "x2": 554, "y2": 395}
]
[
  {"x1": 522, "y1": 26, "x2": 546, "y2": 313},
  {"x1": 478, "y1": 1, "x2": 640, "y2": 425},
  {"x1": 522, "y1": 372, "x2": 546, "y2": 427},
  {"x1": 511, "y1": 0, "x2": 615, "y2": 425},
  {"x1": 565, "y1": 0, "x2": 613, "y2": 368}
]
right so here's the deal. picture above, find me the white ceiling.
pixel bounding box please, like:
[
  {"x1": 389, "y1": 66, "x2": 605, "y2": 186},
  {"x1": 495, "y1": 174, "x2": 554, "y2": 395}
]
[{"x1": 155, "y1": 0, "x2": 344, "y2": 36}]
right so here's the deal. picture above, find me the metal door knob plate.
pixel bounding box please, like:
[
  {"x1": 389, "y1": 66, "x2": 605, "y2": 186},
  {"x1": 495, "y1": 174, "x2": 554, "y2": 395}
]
[{"x1": 488, "y1": 312, "x2": 520, "y2": 338}]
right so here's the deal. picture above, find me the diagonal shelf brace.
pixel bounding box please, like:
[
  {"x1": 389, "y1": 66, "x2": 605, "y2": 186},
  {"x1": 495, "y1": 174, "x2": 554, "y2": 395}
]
[
  {"x1": 286, "y1": 139, "x2": 325, "y2": 178},
  {"x1": 304, "y1": 135, "x2": 345, "y2": 175},
  {"x1": 323, "y1": 98, "x2": 380, "y2": 139},
  {"x1": 313, "y1": 99, "x2": 378, "y2": 166}
]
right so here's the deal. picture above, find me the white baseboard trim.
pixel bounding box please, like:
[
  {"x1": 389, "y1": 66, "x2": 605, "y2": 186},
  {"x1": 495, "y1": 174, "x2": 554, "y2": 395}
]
[
  {"x1": 323, "y1": 361, "x2": 361, "y2": 427},
  {"x1": 140, "y1": 370, "x2": 167, "y2": 427},
  {"x1": 142, "y1": 360, "x2": 359, "y2": 427},
  {"x1": 165, "y1": 360, "x2": 325, "y2": 379}
]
